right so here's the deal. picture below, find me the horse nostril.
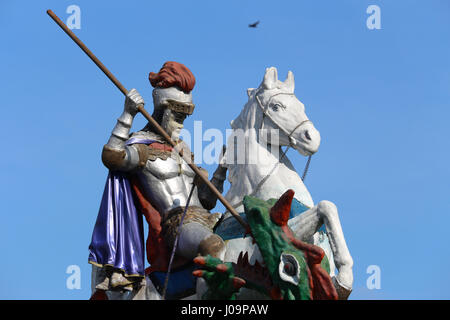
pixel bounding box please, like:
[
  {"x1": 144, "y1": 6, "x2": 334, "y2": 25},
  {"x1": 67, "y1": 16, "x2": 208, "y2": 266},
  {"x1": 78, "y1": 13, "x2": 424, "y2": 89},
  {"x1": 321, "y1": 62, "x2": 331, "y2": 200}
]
[{"x1": 305, "y1": 130, "x2": 311, "y2": 141}]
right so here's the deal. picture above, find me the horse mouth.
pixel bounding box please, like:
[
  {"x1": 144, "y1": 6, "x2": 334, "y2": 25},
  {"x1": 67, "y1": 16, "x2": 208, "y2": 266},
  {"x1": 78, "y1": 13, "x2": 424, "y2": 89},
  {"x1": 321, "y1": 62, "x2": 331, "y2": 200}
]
[{"x1": 294, "y1": 141, "x2": 317, "y2": 156}]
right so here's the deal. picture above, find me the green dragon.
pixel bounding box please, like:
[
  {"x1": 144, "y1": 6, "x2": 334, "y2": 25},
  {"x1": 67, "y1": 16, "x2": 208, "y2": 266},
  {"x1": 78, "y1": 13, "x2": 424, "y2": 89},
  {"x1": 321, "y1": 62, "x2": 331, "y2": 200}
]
[{"x1": 193, "y1": 189, "x2": 338, "y2": 300}]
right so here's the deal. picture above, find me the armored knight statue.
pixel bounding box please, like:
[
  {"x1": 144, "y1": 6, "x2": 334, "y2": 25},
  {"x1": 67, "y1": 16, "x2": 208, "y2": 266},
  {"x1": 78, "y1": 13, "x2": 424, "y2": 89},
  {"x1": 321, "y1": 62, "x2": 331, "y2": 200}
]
[{"x1": 88, "y1": 61, "x2": 227, "y2": 299}]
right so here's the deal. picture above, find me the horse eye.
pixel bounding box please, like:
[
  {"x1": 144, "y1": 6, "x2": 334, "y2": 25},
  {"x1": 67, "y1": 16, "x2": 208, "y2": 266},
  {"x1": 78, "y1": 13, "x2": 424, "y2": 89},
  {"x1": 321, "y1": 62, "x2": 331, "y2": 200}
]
[{"x1": 272, "y1": 104, "x2": 281, "y2": 111}]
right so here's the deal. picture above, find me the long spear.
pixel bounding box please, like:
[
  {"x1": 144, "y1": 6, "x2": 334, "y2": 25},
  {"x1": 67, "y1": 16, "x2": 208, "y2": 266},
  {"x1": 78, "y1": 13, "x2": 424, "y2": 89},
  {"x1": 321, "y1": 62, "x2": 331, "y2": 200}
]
[{"x1": 46, "y1": 9, "x2": 247, "y2": 229}]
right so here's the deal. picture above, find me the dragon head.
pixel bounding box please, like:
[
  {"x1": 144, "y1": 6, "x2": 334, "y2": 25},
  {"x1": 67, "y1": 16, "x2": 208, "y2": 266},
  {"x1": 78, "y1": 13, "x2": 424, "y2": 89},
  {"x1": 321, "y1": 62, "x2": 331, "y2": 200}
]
[
  {"x1": 193, "y1": 190, "x2": 338, "y2": 300},
  {"x1": 242, "y1": 190, "x2": 337, "y2": 300}
]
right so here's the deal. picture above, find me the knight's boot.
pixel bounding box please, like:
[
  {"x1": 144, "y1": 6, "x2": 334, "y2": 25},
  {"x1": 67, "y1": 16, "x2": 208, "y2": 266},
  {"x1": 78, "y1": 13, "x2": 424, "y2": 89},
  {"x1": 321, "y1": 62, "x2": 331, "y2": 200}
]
[
  {"x1": 110, "y1": 272, "x2": 136, "y2": 291},
  {"x1": 91, "y1": 265, "x2": 145, "y2": 300}
]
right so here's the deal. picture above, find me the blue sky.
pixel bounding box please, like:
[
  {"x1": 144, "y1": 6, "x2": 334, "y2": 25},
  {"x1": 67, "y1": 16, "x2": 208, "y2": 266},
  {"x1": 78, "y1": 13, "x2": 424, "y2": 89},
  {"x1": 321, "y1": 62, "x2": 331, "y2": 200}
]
[{"x1": 1, "y1": 0, "x2": 449, "y2": 299}]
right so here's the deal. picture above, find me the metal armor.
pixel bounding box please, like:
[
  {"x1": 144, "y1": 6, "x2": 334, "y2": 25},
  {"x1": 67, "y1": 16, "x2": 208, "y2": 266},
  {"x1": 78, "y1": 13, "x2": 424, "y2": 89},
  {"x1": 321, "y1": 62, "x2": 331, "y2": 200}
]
[{"x1": 101, "y1": 94, "x2": 226, "y2": 262}]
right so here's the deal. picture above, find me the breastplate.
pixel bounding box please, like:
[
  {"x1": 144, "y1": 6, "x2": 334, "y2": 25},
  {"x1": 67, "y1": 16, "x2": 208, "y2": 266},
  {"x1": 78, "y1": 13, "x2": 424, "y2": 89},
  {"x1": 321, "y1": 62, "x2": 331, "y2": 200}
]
[{"x1": 135, "y1": 151, "x2": 202, "y2": 215}]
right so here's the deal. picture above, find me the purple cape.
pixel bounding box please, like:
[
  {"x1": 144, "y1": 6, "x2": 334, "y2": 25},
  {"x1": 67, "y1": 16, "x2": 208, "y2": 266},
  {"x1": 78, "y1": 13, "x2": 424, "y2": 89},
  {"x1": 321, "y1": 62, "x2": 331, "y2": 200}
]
[{"x1": 88, "y1": 138, "x2": 155, "y2": 277}]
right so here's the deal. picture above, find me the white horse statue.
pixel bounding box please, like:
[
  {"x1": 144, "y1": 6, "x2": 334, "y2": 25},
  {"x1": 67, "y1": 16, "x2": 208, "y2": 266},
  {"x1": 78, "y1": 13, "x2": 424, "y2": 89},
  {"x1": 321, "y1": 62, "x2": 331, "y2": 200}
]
[{"x1": 196, "y1": 67, "x2": 354, "y2": 299}]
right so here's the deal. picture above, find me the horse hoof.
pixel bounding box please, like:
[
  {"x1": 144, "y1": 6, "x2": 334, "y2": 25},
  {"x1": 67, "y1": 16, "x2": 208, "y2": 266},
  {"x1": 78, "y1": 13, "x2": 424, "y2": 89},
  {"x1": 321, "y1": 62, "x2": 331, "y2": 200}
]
[{"x1": 332, "y1": 276, "x2": 352, "y2": 300}]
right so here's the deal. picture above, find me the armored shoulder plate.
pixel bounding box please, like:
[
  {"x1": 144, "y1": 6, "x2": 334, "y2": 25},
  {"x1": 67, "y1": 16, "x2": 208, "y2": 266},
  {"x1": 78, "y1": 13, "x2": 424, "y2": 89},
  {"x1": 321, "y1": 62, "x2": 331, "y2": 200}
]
[{"x1": 130, "y1": 131, "x2": 194, "y2": 166}]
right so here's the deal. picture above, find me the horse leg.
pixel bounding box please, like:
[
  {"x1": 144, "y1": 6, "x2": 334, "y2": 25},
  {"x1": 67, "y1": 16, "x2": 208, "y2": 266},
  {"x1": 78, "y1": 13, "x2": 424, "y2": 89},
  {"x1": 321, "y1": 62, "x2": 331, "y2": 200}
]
[{"x1": 290, "y1": 200, "x2": 353, "y2": 299}]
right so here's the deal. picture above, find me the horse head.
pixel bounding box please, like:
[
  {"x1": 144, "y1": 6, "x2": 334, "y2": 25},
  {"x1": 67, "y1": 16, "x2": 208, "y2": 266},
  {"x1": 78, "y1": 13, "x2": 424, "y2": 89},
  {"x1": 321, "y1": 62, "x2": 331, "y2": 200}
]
[{"x1": 246, "y1": 67, "x2": 321, "y2": 157}]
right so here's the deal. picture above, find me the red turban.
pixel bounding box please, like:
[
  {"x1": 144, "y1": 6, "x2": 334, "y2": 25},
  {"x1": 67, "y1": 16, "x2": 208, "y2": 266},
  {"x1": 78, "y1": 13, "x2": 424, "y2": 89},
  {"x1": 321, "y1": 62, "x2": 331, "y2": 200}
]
[{"x1": 149, "y1": 61, "x2": 196, "y2": 93}]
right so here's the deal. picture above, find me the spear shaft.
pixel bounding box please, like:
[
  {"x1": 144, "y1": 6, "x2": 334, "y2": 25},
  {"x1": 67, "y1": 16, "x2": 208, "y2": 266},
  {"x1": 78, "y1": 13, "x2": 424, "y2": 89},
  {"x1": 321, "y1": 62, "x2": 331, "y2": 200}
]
[{"x1": 46, "y1": 9, "x2": 248, "y2": 229}]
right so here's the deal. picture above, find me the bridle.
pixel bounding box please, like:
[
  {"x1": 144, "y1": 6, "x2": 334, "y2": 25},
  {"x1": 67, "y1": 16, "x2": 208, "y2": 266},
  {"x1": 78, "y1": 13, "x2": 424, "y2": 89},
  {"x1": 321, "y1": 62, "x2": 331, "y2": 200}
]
[
  {"x1": 225, "y1": 90, "x2": 313, "y2": 213},
  {"x1": 255, "y1": 91, "x2": 312, "y2": 149}
]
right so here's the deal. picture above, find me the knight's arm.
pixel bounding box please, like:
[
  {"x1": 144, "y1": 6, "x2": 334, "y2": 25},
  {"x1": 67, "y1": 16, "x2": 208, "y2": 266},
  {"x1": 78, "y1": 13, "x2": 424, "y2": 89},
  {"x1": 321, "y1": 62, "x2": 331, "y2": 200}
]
[
  {"x1": 101, "y1": 89, "x2": 142, "y2": 172},
  {"x1": 197, "y1": 146, "x2": 228, "y2": 210}
]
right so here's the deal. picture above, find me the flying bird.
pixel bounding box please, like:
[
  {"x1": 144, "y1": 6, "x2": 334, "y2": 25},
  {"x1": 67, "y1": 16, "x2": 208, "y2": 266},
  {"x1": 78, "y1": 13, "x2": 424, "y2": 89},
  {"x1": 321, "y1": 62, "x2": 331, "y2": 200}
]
[{"x1": 248, "y1": 20, "x2": 260, "y2": 28}]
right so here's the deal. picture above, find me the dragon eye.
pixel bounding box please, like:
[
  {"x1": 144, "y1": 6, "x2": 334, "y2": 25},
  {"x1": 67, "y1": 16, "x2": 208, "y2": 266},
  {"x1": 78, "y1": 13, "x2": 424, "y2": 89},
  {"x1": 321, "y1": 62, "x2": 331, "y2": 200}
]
[
  {"x1": 278, "y1": 253, "x2": 300, "y2": 285},
  {"x1": 284, "y1": 262, "x2": 296, "y2": 276}
]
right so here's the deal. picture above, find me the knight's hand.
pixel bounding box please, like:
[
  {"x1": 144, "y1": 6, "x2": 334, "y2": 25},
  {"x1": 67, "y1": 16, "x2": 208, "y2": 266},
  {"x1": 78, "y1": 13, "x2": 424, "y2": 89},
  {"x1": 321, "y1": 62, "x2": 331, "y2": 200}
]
[
  {"x1": 194, "y1": 168, "x2": 208, "y2": 187},
  {"x1": 124, "y1": 88, "x2": 144, "y2": 116}
]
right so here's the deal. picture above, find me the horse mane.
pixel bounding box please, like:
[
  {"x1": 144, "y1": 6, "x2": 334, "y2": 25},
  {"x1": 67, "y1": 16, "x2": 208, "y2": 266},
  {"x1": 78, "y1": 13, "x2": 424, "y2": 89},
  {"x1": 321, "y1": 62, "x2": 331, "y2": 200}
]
[
  {"x1": 219, "y1": 87, "x2": 256, "y2": 196},
  {"x1": 230, "y1": 94, "x2": 257, "y2": 131}
]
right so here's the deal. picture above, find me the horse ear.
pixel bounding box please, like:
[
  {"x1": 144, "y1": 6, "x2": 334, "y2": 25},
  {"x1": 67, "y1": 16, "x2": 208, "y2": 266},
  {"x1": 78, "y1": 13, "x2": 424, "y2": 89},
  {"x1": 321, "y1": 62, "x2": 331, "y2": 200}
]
[
  {"x1": 270, "y1": 189, "x2": 295, "y2": 226},
  {"x1": 263, "y1": 67, "x2": 278, "y2": 90},
  {"x1": 284, "y1": 71, "x2": 295, "y2": 92},
  {"x1": 247, "y1": 88, "x2": 255, "y2": 98}
]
